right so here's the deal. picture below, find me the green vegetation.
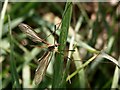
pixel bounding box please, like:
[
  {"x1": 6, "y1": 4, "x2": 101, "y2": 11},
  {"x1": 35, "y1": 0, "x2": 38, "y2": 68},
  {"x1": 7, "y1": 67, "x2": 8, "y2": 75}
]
[{"x1": 0, "y1": 1, "x2": 120, "y2": 89}]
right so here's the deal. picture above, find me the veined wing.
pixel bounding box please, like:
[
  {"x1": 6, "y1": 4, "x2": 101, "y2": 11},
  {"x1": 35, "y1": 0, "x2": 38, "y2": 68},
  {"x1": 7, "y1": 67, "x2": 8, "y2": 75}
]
[
  {"x1": 18, "y1": 23, "x2": 50, "y2": 45},
  {"x1": 34, "y1": 51, "x2": 53, "y2": 85}
]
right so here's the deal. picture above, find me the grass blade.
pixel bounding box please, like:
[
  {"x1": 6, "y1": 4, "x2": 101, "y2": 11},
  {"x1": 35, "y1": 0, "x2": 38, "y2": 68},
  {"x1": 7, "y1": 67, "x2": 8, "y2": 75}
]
[
  {"x1": 52, "y1": 2, "x2": 72, "y2": 88},
  {"x1": 111, "y1": 55, "x2": 120, "y2": 88},
  {"x1": 99, "y1": 52, "x2": 120, "y2": 68},
  {"x1": 66, "y1": 54, "x2": 99, "y2": 81},
  {"x1": 0, "y1": 0, "x2": 8, "y2": 40},
  {"x1": 8, "y1": 15, "x2": 21, "y2": 88},
  {"x1": 0, "y1": 1, "x2": 8, "y2": 89}
]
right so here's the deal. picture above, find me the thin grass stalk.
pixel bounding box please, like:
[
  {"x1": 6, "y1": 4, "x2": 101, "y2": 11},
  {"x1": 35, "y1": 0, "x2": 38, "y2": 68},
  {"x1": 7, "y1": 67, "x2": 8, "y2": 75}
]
[{"x1": 8, "y1": 15, "x2": 21, "y2": 88}]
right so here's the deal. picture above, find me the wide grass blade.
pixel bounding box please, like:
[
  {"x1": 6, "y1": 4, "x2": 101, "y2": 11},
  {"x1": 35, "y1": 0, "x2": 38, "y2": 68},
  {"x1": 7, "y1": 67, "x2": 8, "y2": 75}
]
[{"x1": 52, "y1": 2, "x2": 72, "y2": 88}]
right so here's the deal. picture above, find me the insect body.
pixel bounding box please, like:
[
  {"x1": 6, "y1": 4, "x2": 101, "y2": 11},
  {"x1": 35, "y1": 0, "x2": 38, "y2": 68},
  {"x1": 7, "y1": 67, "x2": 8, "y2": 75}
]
[{"x1": 18, "y1": 23, "x2": 59, "y2": 85}]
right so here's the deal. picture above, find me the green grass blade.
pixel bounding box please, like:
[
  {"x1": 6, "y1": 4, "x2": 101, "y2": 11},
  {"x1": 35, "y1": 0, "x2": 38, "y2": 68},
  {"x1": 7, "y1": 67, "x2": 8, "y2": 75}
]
[
  {"x1": 0, "y1": 1, "x2": 8, "y2": 89},
  {"x1": 0, "y1": 0, "x2": 8, "y2": 40},
  {"x1": 100, "y1": 52, "x2": 120, "y2": 68},
  {"x1": 111, "y1": 56, "x2": 120, "y2": 88},
  {"x1": 8, "y1": 15, "x2": 21, "y2": 88},
  {"x1": 52, "y1": 2, "x2": 72, "y2": 88},
  {"x1": 66, "y1": 54, "x2": 99, "y2": 81}
]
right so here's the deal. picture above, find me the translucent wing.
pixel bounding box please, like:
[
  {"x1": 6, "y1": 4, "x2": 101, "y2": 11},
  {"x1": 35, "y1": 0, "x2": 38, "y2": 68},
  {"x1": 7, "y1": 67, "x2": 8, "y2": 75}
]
[
  {"x1": 34, "y1": 51, "x2": 52, "y2": 85},
  {"x1": 18, "y1": 23, "x2": 50, "y2": 45}
]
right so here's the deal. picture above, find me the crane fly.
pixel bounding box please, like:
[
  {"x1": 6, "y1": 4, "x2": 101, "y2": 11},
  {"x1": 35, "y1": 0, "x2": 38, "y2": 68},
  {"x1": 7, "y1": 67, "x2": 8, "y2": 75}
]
[{"x1": 18, "y1": 23, "x2": 59, "y2": 85}]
